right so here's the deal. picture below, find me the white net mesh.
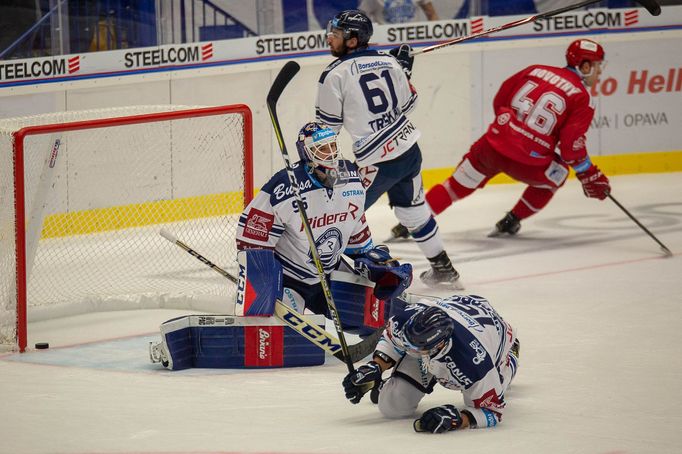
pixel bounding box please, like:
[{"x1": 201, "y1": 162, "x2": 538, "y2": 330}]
[{"x1": 0, "y1": 106, "x2": 250, "y2": 350}]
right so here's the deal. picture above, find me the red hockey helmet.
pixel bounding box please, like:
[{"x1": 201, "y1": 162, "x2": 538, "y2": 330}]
[{"x1": 565, "y1": 39, "x2": 605, "y2": 67}]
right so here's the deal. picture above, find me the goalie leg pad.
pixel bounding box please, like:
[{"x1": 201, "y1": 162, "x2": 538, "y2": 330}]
[
  {"x1": 331, "y1": 270, "x2": 386, "y2": 335},
  {"x1": 236, "y1": 249, "x2": 283, "y2": 316},
  {"x1": 155, "y1": 314, "x2": 326, "y2": 370}
]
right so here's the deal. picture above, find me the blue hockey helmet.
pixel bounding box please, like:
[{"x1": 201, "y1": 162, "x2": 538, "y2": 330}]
[
  {"x1": 326, "y1": 10, "x2": 373, "y2": 47},
  {"x1": 402, "y1": 306, "x2": 454, "y2": 356},
  {"x1": 296, "y1": 121, "x2": 348, "y2": 187}
]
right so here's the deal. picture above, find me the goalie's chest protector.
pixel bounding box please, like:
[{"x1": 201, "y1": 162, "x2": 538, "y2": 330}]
[{"x1": 269, "y1": 162, "x2": 367, "y2": 277}]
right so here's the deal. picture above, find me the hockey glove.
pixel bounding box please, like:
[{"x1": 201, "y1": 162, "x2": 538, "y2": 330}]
[
  {"x1": 342, "y1": 361, "x2": 382, "y2": 404},
  {"x1": 354, "y1": 246, "x2": 413, "y2": 300},
  {"x1": 414, "y1": 405, "x2": 464, "y2": 433},
  {"x1": 389, "y1": 44, "x2": 414, "y2": 79},
  {"x1": 577, "y1": 165, "x2": 610, "y2": 200}
]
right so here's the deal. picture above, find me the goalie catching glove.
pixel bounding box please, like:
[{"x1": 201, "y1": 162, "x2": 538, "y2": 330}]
[
  {"x1": 354, "y1": 245, "x2": 413, "y2": 300},
  {"x1": 414, "y1": 405, "x2": 465, "y2": 433},
  {"x1": 342, "y1": 361, "x2": 383, "y2": 404}
]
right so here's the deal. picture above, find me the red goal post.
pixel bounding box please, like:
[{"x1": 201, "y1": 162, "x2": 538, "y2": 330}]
[{"x1": 0, "y1": 105, "x2": 253, "y2": 352}]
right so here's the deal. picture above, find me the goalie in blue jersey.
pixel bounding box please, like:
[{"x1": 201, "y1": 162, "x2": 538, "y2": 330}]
[{"x1": 236, "y1": 121, "x2": 412, "y2": 332}]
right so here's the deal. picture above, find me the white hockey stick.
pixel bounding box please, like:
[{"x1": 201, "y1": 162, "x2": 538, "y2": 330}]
[
  {"x1": 159, "y1": 228, "x2": 381, "y2": 362},
  {"x1": 412, "y1": 0, "x2": 661, "y2": 56}
]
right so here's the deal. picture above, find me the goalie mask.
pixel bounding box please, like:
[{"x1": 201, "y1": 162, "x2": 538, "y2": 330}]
[
  {"x1": 296, "y1": 122, "x2": 349, "y2": 188},
  {"x1": 401, "y1": 306, "x2": 454, "y2": 357}
]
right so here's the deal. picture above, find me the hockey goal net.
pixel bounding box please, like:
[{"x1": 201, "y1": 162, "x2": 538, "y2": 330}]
[{"x1": 0, "y1": 105, "x2": 253, "y2": 352}]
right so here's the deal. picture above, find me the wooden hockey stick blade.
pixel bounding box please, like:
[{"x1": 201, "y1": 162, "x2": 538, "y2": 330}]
[
  {"x1": 274, "y1": 301, "x2": 383, "y2": 363},
  {"x1": 635, "y1": 0, "x2": 662, "y2": 16}
]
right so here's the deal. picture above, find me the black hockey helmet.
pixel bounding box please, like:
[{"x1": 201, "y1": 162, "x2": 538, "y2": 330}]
[
  {"x1": 402, "y1": 306, "x2": 454, "y2": 356},
  {"x1": 326, "y1": 10, "x2": 373, "y2": 47}
]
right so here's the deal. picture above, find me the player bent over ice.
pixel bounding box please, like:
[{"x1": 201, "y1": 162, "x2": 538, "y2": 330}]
[
  {"x1": 342, "y1": 295, "x2": 520, "y2": 433},
  {"x1": 390, "y1": 39, "x2": 611, "y2": 240},
  {"x1": 236, "y1": 121, "x2": 411, "y2": 329}
]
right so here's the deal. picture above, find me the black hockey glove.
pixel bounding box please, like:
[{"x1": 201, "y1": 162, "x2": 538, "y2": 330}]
[
  {"x1": 414, "y1": 405, "x2": 463, "y2": 433},
  {"x1": 342, "y1": 361, "x2": 382, "y2": 404},
  {"x1": 389, "y1": 44, "x2": 414, "y2": 79}
]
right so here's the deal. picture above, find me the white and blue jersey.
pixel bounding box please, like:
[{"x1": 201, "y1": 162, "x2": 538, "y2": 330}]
[
  {"x1": 236, "y1": 161, "x2": 373, "y2": 285},
  {"x1": 377, "y1": 296, "x2": 519, "y2": 428},
  {"x1": 315, "y1": 49, "x2": 420, "y2": 167}
]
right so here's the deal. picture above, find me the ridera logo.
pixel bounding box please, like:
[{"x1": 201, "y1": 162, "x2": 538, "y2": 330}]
[{"x1": 258, "y1": 329, "x2": 271, "y2": 360}]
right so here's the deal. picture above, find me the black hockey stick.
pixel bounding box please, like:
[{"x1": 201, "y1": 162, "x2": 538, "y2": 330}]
[
  {"x1": 266, "y1": 61, "x2": 357, "y2": 373},
  {"x1": 159, "y1": 228, "x2": 382, "y2": 362},
  {"x1": 412, "y1": 0, "x2": 661, "y2": 55},
  {"x1": 607, "y1": 195, "x2": 673, "y2": 257}
]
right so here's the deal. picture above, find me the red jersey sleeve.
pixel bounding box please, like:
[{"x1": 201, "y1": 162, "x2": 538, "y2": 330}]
[{"x1": 557, "y1": 91, "x2": 594, "y2": 166}]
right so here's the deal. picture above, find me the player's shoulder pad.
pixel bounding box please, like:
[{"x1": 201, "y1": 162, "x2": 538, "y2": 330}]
[
  {"x1": 319, "y1": 58, "x2": 343, "y2": 84},
  {"x1": 343, "y1": 159, "x2": 360, "y2": 172},
  {"x1": 391, "y1": 302, "x2": 427, "y2": 329},
  {"x1": 262, "y1": 164, "x2": 314, "y2": 205}
]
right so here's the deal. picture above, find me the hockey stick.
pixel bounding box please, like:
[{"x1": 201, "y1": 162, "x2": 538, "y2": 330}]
[
  {"x1": 159, "y1": 228, "x2": 381, "y2": 362},
  {"x1": 607, "y1": 195, "x2": 673, "y2": 257},
  {"x1": 412, "y1": 0, "x2": 661, "y2": 55},
  {"x1": 266, "y1": 61, "x2": 358, "y2": 374}
]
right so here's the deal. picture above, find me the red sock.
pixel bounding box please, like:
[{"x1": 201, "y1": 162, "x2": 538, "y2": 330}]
[
  {"x1": 426, "y1": 177, "x2": 477, "y2": 215},
  {"x1": 511, "y1": 187, "x2": 556, "y2": 220},
  {"x1": 426, "y1": 183, "x2": 452, "y2": 215}
]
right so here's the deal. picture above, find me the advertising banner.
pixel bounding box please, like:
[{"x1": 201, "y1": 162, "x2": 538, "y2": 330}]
[{"x1": 1, "y1": 6, "x2": 680, "y2": 88}]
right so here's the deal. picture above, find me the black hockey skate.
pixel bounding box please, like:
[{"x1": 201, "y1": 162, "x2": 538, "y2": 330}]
[
  {"x1": 385, "y1": 223, "x2": 410, "y2": 243},
  {"x1": 488, "y1": 212, "x2": 521, "y2": 237},
  {"x1": 419, "y1": 251, "x2": 464, "y2": 290}
]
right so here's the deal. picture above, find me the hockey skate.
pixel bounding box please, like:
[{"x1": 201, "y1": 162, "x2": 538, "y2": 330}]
[
  {"x1": 488, "y1": 212, "x2": 521, "y2": 237},
  {"x1": 419, "y1": 251, "x2": 464, "y2": 290},
  {"x1": 149, "y1": 341, "x2": 170, "y2": 368},
  {"x1": 384, "y1": 223, "x2": 410, "y2": 243}
]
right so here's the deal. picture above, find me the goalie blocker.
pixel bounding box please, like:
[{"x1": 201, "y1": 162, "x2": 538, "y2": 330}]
[{"x1": 151, "y1": 249, "x2": 408, "y2": 370}]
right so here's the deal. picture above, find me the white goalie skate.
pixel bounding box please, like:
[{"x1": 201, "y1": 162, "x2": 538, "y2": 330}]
[{"x1": 149, "y1": 341, "x2": 170, "y2": 368}]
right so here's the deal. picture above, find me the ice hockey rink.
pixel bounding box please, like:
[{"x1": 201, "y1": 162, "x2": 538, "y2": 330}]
[{"x1": 1, "y1": 172, "x2": 680, "y2": 454}]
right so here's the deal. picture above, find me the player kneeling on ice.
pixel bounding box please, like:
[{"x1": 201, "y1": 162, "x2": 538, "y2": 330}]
[
  {"x1": 342, "y1": 295, "x2": 520, "y2": 433},
  {"x1": 237, "y1": 121, "x2": 412, "y2": 333}
]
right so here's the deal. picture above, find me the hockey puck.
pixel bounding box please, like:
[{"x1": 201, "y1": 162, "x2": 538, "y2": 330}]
[{"x1": 34, "y1": 342, "x2": 49, "y2": 349}]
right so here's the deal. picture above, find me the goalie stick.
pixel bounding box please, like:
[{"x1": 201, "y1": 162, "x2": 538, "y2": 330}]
[
  {"x1": 266, "y1": 61, "x2": 357, "y2": 374},
  {"x1": 411, "y1": 0, "x2": 662, "y2": 56},
  {"x1": 159, "y1": 228, "x2": 382, "y2": 363}
]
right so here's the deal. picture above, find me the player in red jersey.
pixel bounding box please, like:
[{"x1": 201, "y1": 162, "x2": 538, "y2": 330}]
[{"x1": 390, "y1": 39, "x2": 611, "y2": 239}]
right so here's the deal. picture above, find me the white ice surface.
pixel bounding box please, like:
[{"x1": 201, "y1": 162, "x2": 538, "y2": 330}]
[{"x1": 1, "y1": 173, "x2": 681, "y2": 454}]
